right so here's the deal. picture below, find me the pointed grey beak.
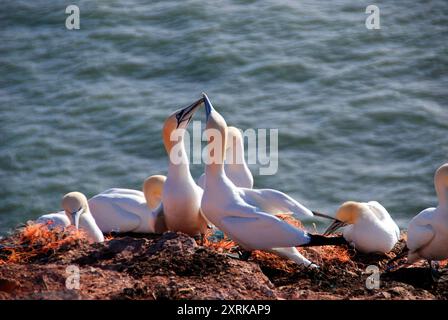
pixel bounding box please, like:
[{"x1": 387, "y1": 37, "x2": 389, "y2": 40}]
[
  {"x1": 71, "y1": 208, "x2": 83, "y2": 230},
  {"x1": 202, "y1": 92, "x2": 214, "y2": 120},
  {"x1": 176, "y1": 97, "x2": 204, "y2": 128},
  {"x1": 323, "y1": 220, "x2": 348, "y2": 236},
  {"x1": 311, "y1": 211, "x2": 348, "y2": 235}
]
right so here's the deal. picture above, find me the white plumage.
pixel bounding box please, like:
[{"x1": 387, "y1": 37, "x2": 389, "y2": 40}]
[
  {"x1": 197, "y1": 126, "x2": 253, "y2": 189},
  {"x1": 200, "y1": 93, "x2": 343, "y2": 267},
  {"x1": 88, "y1": 187, "x2": 165, "y2": 234},
  {"x1": 406, "y1": 163, "x2": 448, "y2": 264},
  {"x1": 324, "y1": 201, "x2": 399, "y2": 253}
]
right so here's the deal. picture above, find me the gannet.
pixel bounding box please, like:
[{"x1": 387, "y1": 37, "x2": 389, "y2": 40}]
[
  {"x1": 162, "y1": 98, "x2": 209, "y2": 238},
  {"x1": 37, "y1": 211, "x2": 71, "y2": 228},
  {"x1": 61, "y1": 191, "x2": 104, "y2": 243},
  {"x1": 199, "y1": 93, "x2": 346, "y2": 267},
  {"x1": 405, "y1": 163, "x2": 448, "y2": 269},
  {"x1": 197, "y1": 126, "x2": 253, "y2": 189},
  {"x1": 88, "y1": 175, "x2": 167, "y2": 233},
  {"x1": 322, "y1": 201, "x2": 400, "y2": 253}
]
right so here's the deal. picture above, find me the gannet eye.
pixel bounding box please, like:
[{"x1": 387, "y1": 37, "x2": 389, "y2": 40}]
[
  {"x1": 69, "y1": 206, "x2": 83, "y2": 215},
  {"x1": 175, "y1": 110, "x2": 184, "y2": 121}
]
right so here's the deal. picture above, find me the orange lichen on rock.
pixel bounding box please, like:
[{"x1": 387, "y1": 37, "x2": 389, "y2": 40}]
[
  {"x1": 0, "y1": 222, "x2": 87, "y2": 264},
  {"x1": 308, "y1": 245, "x2": 353, "y2": 263},
  {"x1": 202, "y1": 214, "x2": 352, "y2": 269}
]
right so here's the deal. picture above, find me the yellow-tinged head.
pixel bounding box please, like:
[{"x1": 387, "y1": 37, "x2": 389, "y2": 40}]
[
  {"x1": 162, "y1": 98, "x2": 204, "y2": 154},
  {"x1": 62, "y1": 191, "x2": 88, "y2": 229},
  {"x1": 143, "y1": 175, "x2": 166, "y2": 209},
  {"x1": 335, "y1": 201, "x2": 365, "y2": 224}
]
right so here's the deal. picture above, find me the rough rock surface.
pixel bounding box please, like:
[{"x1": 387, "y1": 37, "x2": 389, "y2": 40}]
[{"x1": 0, "y1": 231, "x2": 447, "y2": 300}]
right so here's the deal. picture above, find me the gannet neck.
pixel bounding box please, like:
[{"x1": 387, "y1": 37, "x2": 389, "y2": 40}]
[
  {"x1": 205, "y1": 161, "x2": 226, "y2": 180},
  {"x1": 225, "y1": 126, "x2": 246, "y2": 170},
  {"x1": 80, "y1": 208, "x2": 104, "y2": 243},
  {"x1": 435, "y1": 163, "x2": 448, "y2": 207},
  {"x1": 163, "y1": 121, "x2": 192, "y2": 177},
  {"x1": 204, "y1": 110, "x2": 227, "y2": 180}
]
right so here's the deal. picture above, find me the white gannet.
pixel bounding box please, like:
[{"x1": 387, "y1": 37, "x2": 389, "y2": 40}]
[
  {"x1": 37, "y1": 211, "x2": 71, "y2": 228},
  {"x1": 162, "y1": 98, "x2": 209, "y2": 238},
  {"x1": 61, "y1": 191, "x2": 104, "y2": 243},
  {"x1": 88, "y1": 175, "x2": 167, "y2": 234},
  {"x1": 200, "y1": 93, "x2": 346, "y2": 267},
  {"x1": 405, "y1": 163, "x2": 448, "y2": 269},
  {"x1": 322, "y1": 201, "x2": 400, "y2": 253},
  {"x1": 197, "y1": 126, "x2": 254, "y2": 189}
]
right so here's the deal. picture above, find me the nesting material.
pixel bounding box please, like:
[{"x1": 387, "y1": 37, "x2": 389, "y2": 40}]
[{"x1": 0, "y1": 222, "x2": 87, "y2": 264}]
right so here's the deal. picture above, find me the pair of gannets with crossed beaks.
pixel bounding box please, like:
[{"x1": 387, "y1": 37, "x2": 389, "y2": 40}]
[
  {"x1": 199, "y1": 93, "x2": 346, "y2": 268},
  {"x1": 37, "y1": 175, "x2": 168, "y2": 240},
  {"x1": 320, "y1": 201, "x2": 400, "y2": 254},
  {"x1": 93, "y1": 101, "x2": 253, "y2": 239}
]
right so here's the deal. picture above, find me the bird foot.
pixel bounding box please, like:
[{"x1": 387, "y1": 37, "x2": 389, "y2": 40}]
[{"x1": 238, "y1": 250, "x2": 252, "y2": 261}]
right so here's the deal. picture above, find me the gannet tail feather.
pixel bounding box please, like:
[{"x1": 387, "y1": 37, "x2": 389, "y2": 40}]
[{"x1": 301, "y1": 234, "x2": 347, "y2": 247}]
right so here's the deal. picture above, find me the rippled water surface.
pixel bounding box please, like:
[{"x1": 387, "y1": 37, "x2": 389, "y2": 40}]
[{"x1": 1, "y1": 0, "x2": 447, "y2": 235}]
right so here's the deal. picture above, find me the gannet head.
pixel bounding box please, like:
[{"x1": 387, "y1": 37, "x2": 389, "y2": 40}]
[
  {"x1": 162, "y1": 97, "x2": 204, "y2": 153},
  {"x1": 62, "y1": 192, "x2": 89, "y2": 230},
  {"x1": 434, "y1": 163, "x2": 448, "y2": 205},
  {"x1": 143, "y1": 175, "x2": 166, "y2": 210},
  {"x1": 203, "y1": 93, "x2": 227, "y2": 164},
  {"x1": 336, "y1": 201, "x2": 365, "y2": 224},
  {"x1": 322, "y1": 201, "x2": 363, "y2": 235}
]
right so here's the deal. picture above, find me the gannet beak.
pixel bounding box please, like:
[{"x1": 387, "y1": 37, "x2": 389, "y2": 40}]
[
  {"x1": 312, "y1": 211, "x2": 339, "y2": 221},
  {"x1": 71, "y1": 208, "x2": 83, "y2": 230},
  {"x1": 323, "y1": 220, "x2": 348, "y2": 236},
  {"x1": 176, "y1": 97, "x2": 204, "y2": 128},
  {"x1": 202, "y1": 92, "x2": 214, "y2": 121}
]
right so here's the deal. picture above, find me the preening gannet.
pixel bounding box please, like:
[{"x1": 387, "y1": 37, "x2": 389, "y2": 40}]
[
  {"x1": 61, "y1": 191, "x2": 104, "y2": 243},
  {"x1": 199, "y1": 93, "x2": 346, "y2": 267},
  {"x1": 197, "y1": 126, "x2": 253, "y2": 189},
  {"x1": 322, "y1": 201, "x2": 400, "y2": 253},
  {"x1": 88, "y1": 175, "x2": 167, "y2": 233},
  {"x1": 162, "y1": 98, "x2": 209, "y2": 237},
  {"x1": 405, "y1": 163, "x2": 448, "y2": 267}
]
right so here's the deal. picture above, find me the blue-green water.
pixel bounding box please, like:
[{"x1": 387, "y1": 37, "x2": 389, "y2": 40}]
[{"x1": 1, "y1": 0, "x2": 447, "y2": 235}]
